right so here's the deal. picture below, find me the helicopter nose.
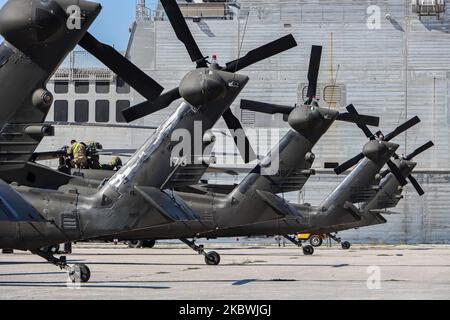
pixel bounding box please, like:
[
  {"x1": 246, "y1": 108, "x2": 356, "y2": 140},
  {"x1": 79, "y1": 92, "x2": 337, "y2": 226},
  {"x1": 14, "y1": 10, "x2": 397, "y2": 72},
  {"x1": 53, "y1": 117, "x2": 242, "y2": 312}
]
[
  {"x1": 179, "y1": 69, "x2": 228, "y2": 107},
  {"x1": 0, "y1": 0, "x2": 101, "y2": 49},
  {"x1": 75, "y1": 0, "x2": 102, "y2": 19},
  {"x1": 77, "y1": 0, "x2": 102, "y2": 12},
  {"x1": 363, "y1": 140, "x2": 399, "y2": 163},
  {"x1": 0, "y1": 0, "x2": 64, "y2": 45},
  {"x1": 288, "y1": 106, "x2": 323, "y2": 132}
]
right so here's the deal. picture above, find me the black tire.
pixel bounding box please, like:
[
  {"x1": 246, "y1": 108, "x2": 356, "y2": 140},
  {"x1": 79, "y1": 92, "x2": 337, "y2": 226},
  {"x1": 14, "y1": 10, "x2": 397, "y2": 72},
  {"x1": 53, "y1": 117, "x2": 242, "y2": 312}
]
[
  {"x1": 341, "y1": 241, "x2": 351, "y2": 250},
  {"x1": 302, "y1": 245, "x2": 314, "y2": 255},
  {"x1": 127, "y1": 240, "x2": 143, "y2": 248},
  {"x1": 69, "y1": 264, "x2": 91, "y2": 283},
  {"x1": 142, "y1": 240, "x2": 156, "y2": 248},
  {"x1": 205, "y1": 251, "x2": 221, "y2": 265},
  {"x1": 309, "y1": 235, "x2": 323, "y2": 247}
]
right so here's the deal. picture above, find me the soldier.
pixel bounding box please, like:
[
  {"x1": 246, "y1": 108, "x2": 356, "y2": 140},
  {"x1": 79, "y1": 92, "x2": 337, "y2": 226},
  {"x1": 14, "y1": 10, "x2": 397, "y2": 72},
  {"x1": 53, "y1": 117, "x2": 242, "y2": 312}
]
[
  {"x1": 86, "y1": 141, "x2": 103, "y2": 169},
  {"x1": 67, "y1": 139, "x2": 88, "y2": 169},
  {"x1": 104, "y1": 156, "x2": 123, "y2": 171},
  {"x1": 57, "y1": 145, "x2": 72, "y2": 174}
]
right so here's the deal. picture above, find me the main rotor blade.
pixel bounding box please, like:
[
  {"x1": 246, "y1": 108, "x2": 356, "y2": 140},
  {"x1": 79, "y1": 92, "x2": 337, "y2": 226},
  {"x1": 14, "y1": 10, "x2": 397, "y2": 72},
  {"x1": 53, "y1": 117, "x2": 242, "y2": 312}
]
[
  {"x1": 122, "y1": 87, "x2": 181, "y2": 122},
  {"x1": 31, "y1": 151, "x2": 62, "y2": 162},
  {"x1": 240, "y1": 99, "x2": 294, "y2": 115},
  {"x1": 405, "y1": 141, "x2": 434, "y2": 160},
  {"x1": 160, "y1": 0, "x2": 206, "y2": 67},
  {"x1": 408, "y1": 174, "x2": 425, "y2": 196},
  {"x1": 334, "y1": 153, "x2": 365, "y2": 175},
  {"x1": 336, "y1": 112, "x2": 380, "y2": 127},
  {"x1": 224, "y1": 34, "x2": 297, "y2": 73},
  {"x1": 384, "y1": 116, "x2": 421, "y2": 142},
  {"x1": 379, "y1": 168, "x2": 391, "y2": 179},
  {"x1": 79, "y1": 32, "x2": 164, "y2": 101},
  {"x1": 307, "y1": 45, "x2": 323, "y2": 99},
  {"x1": 386, "y1": 160, "x2": 408, "y2": 186},
  {"x1": 345, "y1": 104, "x2": 374, "y2": 139},
  {"x1": 97, "y1": 149, "x2": 136, "y2": 157},
  {"x1": 222, "y1": 109, "x2": 257, "y2": 163}
]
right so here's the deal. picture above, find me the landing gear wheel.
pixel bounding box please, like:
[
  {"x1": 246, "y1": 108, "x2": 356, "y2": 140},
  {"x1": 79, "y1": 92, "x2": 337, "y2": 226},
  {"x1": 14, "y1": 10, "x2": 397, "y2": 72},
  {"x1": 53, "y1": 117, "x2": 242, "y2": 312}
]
[
  {"x1": 205, "y1": 251, "x2": 221, "y2": 265},
  {"x1": 142, "y1": 240, "x2": 156, "y2": 248},
  {"x1": 127, "y1": 240, "x2": 143, "y2": 248},
  {"x1": 302, "y1": 245, "x2": 314, "y2": 255},
  {"x1": 69, "y1": 264, "x2": 91, "y2": 283},
  {"x1": 309, "y1": 235, "x2": 323, "y2": 247},
  {"x1": 341, "y1": 241, "x2": 351, "y2": 250}
]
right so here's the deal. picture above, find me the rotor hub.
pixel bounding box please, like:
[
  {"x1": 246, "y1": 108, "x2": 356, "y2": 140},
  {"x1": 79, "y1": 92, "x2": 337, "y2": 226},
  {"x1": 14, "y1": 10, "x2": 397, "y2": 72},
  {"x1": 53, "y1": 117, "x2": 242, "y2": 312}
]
[
  {"x1": 363, "y1": 140, "x2": 399, "y2": 163},
  {"x1": 179, "y1": 68, "x2": 228, "y2": 108},
  {"x1": 288, "y1": 106, "x2": 323, "y2": 132}
]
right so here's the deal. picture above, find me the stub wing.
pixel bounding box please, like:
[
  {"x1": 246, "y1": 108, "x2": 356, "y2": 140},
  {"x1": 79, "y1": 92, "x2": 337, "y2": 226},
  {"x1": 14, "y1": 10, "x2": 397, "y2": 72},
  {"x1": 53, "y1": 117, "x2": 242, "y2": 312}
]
[
  {"x1": 135, "y1": 186, "x2": 200, "y2": 222},
  {"x1": 0, "y1": 179, "x2": 45, "y2": 222},
  {"x1": 162, "y1": 163, "x2": 210, "y2": 189},
  {"x1": 255, "y1": 190, "x2": 305, "y2": 219}
]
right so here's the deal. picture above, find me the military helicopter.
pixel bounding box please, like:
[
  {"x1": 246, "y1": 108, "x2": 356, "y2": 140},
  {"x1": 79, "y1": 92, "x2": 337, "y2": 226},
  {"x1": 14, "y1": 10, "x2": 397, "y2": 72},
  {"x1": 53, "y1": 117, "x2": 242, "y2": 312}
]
[
  {"x1": 0, "y1": 0, "x2": 298, "y2": 282},
  {"x1": 0, "y1": 0, "x2": 100, "y2": 175},
  {"x1": 302, "y1": 112, "x2": 434, "y2": 249},
  {"x1": 0, "y1": 0, "x2": 174, "y2": 188},
  {"x1": 305, "y1": 139, "x2": 434, "y2": 249}
]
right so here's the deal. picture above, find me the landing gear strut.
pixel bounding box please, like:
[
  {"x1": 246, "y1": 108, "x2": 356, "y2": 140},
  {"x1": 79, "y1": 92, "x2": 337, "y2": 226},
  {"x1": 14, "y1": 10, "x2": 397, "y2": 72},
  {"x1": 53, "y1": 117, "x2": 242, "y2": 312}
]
[
  {"x1": 179, "y1": 238, "x2": 221, "y2": 265},
  {"x1": 32, "y1": 249, "x2": 91, "y2": 283},
  {"x1": 328, "y1": 233, "x2": 351, "y2": 250},
  {"x1": 283, "y1": 235, "x2": 314, "y2": 255}
]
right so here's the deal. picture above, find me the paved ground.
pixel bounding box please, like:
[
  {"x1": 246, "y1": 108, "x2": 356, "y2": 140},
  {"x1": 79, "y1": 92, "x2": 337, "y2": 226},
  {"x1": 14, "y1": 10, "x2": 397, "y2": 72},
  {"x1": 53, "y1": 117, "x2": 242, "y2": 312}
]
[{"x1": 0, "y1": 243, "x2": 449, "y2": 300}]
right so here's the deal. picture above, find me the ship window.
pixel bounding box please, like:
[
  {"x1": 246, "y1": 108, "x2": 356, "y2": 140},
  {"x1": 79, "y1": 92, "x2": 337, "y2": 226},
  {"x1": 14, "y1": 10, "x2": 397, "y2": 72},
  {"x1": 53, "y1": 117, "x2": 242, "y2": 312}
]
[
  {"x1": 96, "y1": 81, "x2": 110, "y2": 94},
  {"x1": 95, "y1": 100, "x2": 110, "y2": 123},
  {"x1": 75, "y1": 81, "x2": 89, "y2": 94},
  {"x1": 54, "y1": 81, "x2": 68, "y2": 94},
  {"x1": 54, "y1": 100, "x2": 68, "y2": 122},
  {"x1": 116, "y1": 100, "x2": 130, "y2": 123},
  {"x1": 74, "y1": 100, "x2": 89, "y2": 123},
  {"x1": 241, "y1": 110, "x2": 256, "y2": 125},
  {"x1": 412, "y1": 0, "x2": 446, "y2": 20},
  {"x1": 323, "y1": 85, "x2": 342, "y2": 106},
  {"x1": 301, "y1": 85, "x2": 320, "y2": 101},
  {"x1": 116, "y1": 77, "x2": 130, "y2": 94}
]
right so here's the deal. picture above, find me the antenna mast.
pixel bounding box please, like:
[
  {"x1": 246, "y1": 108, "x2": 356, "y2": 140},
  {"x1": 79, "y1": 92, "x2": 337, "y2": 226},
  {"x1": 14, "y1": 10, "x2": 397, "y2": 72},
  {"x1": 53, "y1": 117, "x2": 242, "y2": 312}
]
[{"x1": 136, "y1": 0, "x2": 147, "y2": 20}]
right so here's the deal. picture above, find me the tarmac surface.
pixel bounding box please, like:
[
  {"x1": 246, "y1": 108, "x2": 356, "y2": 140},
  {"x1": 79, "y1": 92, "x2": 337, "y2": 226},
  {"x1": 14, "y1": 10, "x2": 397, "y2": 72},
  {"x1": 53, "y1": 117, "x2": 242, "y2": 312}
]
[{"x1": 0, "y1": 243, "x2": 449, "y2": 300}]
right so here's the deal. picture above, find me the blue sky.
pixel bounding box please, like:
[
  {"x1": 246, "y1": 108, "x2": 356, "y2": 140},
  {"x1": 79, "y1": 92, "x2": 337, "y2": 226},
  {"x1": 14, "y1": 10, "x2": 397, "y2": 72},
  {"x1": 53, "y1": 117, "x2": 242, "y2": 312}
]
[{"x1": 0, "y1": 0, "x2": 157, "y2": 50}]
